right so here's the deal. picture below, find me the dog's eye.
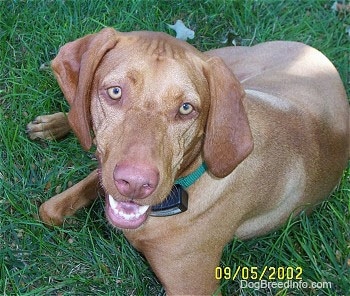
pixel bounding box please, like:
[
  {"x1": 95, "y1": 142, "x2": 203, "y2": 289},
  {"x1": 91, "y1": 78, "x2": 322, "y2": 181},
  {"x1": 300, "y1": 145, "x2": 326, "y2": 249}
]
[
  {"x1": 179, "y1": 103, "x2": 194, "y2": 115},
  {"x1": 107, "y1": 86, "x2": 122, "y2": 100}
]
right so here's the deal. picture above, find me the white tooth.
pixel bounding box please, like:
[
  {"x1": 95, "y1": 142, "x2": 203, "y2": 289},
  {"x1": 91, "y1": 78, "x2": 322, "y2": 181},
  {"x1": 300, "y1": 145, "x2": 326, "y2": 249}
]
[
  {"x1": 121, "y1": 212, "x2": 134, "y2": 220},
  {"x1": 108, "y1": 195, "x2": 149, "y2": 220},
  {"x1": 138, "y1": 205, "x2": 150, "y2": 215},
  {"x1": 109, "y1": 195, "x2": 118, "y2": 209}
]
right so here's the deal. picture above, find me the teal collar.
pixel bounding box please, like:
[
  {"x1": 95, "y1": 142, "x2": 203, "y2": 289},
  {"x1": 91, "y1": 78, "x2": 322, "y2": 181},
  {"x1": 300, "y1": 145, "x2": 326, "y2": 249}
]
[{"x1": 174, "y1": 163, "x2": 207, "y2": 188}]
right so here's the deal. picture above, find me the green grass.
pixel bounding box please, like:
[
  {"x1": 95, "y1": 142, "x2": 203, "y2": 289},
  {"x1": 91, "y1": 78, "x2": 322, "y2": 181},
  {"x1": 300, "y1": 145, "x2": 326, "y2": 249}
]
[{"x1": 0, "y1": 0, "x2": 349, "y2": 295}]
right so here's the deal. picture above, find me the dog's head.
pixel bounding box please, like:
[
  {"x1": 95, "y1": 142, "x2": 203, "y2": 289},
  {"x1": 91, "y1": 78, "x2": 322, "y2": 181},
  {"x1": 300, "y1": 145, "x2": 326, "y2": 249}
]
[{"x1": 52, "y1": 28, "x2": 253, "y2": 229}]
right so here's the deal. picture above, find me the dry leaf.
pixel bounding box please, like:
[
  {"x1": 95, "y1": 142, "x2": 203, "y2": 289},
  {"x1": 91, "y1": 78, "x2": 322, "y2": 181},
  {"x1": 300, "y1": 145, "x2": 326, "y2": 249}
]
[
  {"x1": 331, "y1": 0, "x2": 350, "y2": 12},
  {"x1": 167, "y1": 20, "x2": 195, "y2": 41}
]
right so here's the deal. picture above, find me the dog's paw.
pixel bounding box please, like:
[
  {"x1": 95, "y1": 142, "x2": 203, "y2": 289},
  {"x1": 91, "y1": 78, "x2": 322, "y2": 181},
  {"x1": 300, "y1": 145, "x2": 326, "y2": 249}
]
[
  {"x1": 26, "y1": 112, "x2": 70, "y2": 140},
  {"x1": 39, "y1": 200, "x2": 65, "y2": 226}
]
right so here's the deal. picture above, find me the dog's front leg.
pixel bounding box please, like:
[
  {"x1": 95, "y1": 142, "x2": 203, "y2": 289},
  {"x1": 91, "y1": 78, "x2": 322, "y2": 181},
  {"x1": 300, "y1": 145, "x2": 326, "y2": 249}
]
[
  {"x1": 131, "y1": 237, "x2": 223, "y2": 296},
  {"x1": 39, "y1": 169, "x2": 100, "y2": 226},
  {"x1": 152, "y1": 250, "x2": 222, "y2": 295},
  {"x1": 26, "y1": 112, "x2": 71, "y2": 140}
]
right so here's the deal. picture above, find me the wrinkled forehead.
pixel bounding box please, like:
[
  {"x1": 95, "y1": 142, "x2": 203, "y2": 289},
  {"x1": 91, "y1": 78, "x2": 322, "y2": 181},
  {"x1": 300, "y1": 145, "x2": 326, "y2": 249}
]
[
  {"x1": 116, "y1": 31, "x2": 206, "y2": 62},
  {"x1": 95, "y1": 32, "x2": 208, "y2": 92}
]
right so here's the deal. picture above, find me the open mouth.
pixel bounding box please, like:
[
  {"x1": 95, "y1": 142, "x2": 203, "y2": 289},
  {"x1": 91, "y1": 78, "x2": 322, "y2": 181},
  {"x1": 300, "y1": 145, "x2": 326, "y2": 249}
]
[{"x1": 106, "y1": 195, "x2": 150, "y2": 229}]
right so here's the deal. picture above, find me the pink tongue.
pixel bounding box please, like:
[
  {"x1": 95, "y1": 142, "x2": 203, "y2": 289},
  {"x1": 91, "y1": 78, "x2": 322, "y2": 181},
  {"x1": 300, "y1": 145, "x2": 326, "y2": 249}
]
[{"x1": 118, "y1": 201, "x2": 140, "y2": 213}]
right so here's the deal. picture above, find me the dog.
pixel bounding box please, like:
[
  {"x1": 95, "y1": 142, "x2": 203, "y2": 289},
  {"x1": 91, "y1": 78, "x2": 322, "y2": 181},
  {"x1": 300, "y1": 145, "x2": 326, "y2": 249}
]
[{"x1": 26, "y1": 28, "x2": 349, "y2": 295}]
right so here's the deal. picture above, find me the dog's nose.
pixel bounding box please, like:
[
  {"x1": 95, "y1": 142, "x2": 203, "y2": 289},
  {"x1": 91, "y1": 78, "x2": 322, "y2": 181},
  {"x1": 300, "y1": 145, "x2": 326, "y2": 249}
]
[{"x1": 113, "y1": 163, "x2": 159, "y2": 199}]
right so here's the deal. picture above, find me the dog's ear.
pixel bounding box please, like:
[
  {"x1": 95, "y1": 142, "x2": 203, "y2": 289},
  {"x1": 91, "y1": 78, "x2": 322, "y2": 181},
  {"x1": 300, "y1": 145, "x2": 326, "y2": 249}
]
[
  {"x1": 203, "y1": 56, "x2": 253, "y2": 178},
  {"x1": 51, "y1": 27, "x2": 118, "y2": 150}
]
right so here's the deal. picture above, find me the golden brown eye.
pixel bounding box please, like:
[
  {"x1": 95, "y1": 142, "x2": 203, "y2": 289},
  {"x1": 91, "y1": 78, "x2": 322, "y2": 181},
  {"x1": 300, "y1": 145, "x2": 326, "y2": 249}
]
[
  {"x1": 107, "y1": 86, "x2": 122, "y2": 100},
  {"x1": 179, "y1": 103, "x2": 194, "y2": 115}
]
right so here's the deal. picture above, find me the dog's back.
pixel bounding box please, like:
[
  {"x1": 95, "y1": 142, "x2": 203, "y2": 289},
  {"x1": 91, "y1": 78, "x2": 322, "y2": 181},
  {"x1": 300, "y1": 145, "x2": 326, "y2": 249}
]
[{"x1": 206, "y1": 41, "x2": 349, "y2": 239}]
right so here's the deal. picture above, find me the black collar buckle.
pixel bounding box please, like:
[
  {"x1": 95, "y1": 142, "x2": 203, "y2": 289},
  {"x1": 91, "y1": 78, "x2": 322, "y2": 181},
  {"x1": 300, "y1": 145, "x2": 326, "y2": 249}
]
[{"x1": 150, "y1": 184, "x2": 188, "y2": 217}]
